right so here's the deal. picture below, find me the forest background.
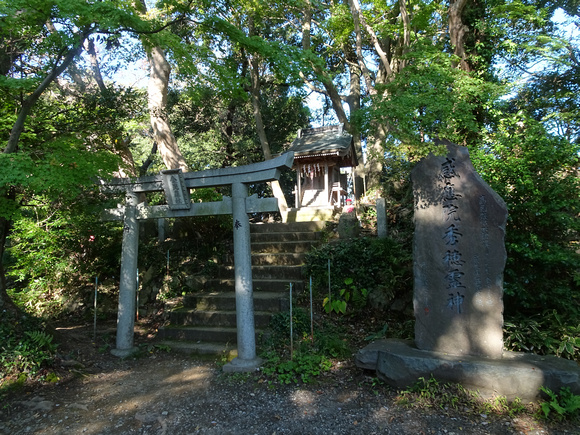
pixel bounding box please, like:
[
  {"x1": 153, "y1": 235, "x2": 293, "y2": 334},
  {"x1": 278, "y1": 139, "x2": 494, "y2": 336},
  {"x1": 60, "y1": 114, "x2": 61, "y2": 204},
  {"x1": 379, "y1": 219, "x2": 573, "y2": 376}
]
[{"x1": 0, "y1": 0, "x2": 579, "y2": 381}]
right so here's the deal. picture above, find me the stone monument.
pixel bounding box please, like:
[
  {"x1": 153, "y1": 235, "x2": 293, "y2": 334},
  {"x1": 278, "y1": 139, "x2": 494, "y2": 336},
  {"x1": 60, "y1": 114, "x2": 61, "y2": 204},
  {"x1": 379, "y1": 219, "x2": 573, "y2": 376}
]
[
  {"x1": 355, "y1": 140, "x2": 580, "y2": 401},
  {"x1": 412, "y1": 140, "x2": 507, "y2": 358}
]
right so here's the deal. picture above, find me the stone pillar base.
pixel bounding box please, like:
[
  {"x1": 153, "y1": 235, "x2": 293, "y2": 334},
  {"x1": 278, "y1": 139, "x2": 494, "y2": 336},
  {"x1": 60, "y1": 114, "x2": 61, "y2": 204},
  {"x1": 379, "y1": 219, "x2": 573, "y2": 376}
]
[
  {"x1": 111, "y1": 347, "x2": 138, "y2": 358},
  {"x1": 223, "y1": 357, "x2": 263, "y2": 373}
]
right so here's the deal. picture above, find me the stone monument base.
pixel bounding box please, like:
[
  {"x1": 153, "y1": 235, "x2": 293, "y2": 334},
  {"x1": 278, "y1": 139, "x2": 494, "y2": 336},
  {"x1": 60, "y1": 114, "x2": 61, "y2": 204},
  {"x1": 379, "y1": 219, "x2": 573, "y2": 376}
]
[{"x1": 356, "y1": 339, "x2": 580, "y2": 402}]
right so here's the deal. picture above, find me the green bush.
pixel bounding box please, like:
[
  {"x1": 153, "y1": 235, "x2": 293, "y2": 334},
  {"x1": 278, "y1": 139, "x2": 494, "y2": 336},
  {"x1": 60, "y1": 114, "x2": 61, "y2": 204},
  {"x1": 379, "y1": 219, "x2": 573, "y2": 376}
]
[
  {"x1": 268, "y1": 307, "x2": 311, "y2": 343},
  {"x1": 539, "y1": 386, "x2": 580, "y2": 421},
  {"x1": 504, "y1": 310, "x2": 580, "y2": 360},
  {"x1": 0, "y1": 312, "x2": 58, "y2": 382},
  {"x1": 471, "y1": 117, "x2": 580, "y2": 320},
  {"x1": 322, "y1": 277, "x2": 368, "y2": 315},
  {"x1": 261, "y1": 308, "x2": 351, "y2": 384},
  {"x1": 303, "y1": 237, "x2": 412, "y2": 314},
  {"x1": 261, "y1": 351, "x2": 332, "y2": 384}
]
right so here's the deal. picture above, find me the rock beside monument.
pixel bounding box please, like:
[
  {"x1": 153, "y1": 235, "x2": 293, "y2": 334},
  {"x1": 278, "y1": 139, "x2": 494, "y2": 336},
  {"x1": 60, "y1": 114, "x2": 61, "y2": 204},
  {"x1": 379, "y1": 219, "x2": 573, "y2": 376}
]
[
  {"x1": 337, "y1": 208, "x2": 360, "y2": 239},
  {"x1": 356, "y1": 339, "x2": 580, "y2": 402}
]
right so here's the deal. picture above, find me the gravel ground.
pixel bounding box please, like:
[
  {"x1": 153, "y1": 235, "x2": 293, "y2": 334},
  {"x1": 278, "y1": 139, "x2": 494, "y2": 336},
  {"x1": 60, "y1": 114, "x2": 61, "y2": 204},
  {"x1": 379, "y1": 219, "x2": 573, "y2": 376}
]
[{"x1": 0, "y1": 323, "x2": 577, "y2": 435}]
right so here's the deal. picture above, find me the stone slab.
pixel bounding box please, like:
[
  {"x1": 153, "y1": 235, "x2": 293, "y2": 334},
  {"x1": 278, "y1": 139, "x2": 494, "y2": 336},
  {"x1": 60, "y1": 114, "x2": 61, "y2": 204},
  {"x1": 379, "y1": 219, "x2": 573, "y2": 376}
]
[
  {"x1": 355, "y1": 339, "x2": 580, "y2": 402},
  {"x1": 376, "y1": 198, "x2": 387, "y2": 238}
]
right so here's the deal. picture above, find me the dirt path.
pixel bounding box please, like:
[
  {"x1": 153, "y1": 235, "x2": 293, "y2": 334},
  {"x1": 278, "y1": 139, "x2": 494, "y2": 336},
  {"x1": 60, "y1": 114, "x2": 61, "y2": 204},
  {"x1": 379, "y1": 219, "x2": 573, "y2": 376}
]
[{"x1": 0, "y1": 323, "x2": 576, "y2": 435}]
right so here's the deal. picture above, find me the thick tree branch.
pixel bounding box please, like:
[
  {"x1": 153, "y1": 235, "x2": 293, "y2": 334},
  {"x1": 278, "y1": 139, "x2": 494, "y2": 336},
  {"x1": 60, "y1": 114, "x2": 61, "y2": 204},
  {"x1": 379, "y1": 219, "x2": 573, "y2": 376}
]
[
  {"x1": 399, "y1": 0, "x2": 411, "y2": 69},
  {"x1": 84, "y1": 38, "x2": 107, "y2": 93},
  {"x1": 348, "y1": 0, "x2": 393, "y2": 78},
  {"x1": 4, "y1": 27, "x2": 93, "y2": 154},
  {"x1": 139, "y1": 142, "x2": 158, "y2": 176},
  {"x1": 347, "y1": 0, "x2": 377, "y2": 95}
]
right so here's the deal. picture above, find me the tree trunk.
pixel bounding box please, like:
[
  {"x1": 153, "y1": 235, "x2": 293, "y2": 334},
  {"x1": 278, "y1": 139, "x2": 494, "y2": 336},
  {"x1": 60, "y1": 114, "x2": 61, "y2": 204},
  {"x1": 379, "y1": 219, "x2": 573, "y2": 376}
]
[
  {"x1": 302, "y1": 0, "x2": 312, "y2": 51},
  {"x1": 449, "y1": 0, "x2": 470, "y2": 71},
  {"x1": 299, "y1": 3, "x2": 351, "y2": 130},
  {"x1": 249, "y1": 51, "x2": 272, "y2": 160},
  {"x1": 348, "y1": 0, "x2": 378, "y2": 94},
  {"x1": 248, "y1": 17, "x2": 288, "y2": 215},
  {"x1": 147, "y1": 45, "x2": 188, "y2": 172},
  {"x1": 84, "y1": 38, "x2": 107, "y2": 93},
  {"x1": 348, "y1": 0, "x2": 393, "y2": 79},
  {"x1": 0, "y1": 215, "x2": 17, "y2": 314}
]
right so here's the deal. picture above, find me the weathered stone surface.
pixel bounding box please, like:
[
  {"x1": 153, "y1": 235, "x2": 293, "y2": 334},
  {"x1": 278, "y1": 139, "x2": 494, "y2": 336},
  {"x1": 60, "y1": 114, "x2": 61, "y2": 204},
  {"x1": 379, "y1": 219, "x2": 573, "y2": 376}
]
[
  {"x1": 356, "y1": 339, "x2": 580, "y2": 402},
  {"x1": 412, "y1": 141, "x2": 507, "y2": 358},
  {"x1": 376, "y1": 198, "x2": 387, "y2": 238},
  {"x1": 337, "y1": 210, "x2": 360, "y2": 239}
]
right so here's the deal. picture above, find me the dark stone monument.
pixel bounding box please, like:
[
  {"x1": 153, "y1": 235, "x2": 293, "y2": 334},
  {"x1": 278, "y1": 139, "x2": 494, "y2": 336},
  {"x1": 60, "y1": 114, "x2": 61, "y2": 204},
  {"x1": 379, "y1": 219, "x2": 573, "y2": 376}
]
[
  {"x1": 412, "y1": 141, "x2": 507, "y2": 358},
  {"x1": 355, "y1": 141, "x2": 580, "y2": 401}
]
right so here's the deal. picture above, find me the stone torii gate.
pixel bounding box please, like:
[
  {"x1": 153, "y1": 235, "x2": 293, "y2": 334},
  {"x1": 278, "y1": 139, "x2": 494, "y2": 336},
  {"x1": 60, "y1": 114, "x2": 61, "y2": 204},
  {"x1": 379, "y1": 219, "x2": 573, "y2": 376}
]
[{"x1": 101, "y1": 153, "x2": 294, "y2": 372}]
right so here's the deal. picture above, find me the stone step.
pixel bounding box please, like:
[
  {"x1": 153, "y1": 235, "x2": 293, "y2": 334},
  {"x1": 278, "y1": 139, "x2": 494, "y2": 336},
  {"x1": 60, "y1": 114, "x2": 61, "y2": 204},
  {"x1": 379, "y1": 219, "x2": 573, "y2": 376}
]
[
  {"x1": 169, "y1": 308, "x2": 273, "y2": 328},
  {"x1": 158, "y1": 325, "x2": 254, "y2": 343},
  {"x1": 197, "y1": 279, "x2": 303, "y2": 294},
  {"x1": 212, "y1": 265, "x2": 303, "y2": 281},
  {"x1": 251, "y1": 253, "x2": 305, "y2": 266},
  {"x1": 254, "y1": 265, "x2": 304, "y2": 280},
  {"x1": 250, "y1": 221, "x2": 326, "y2": 233},
  {"x1": 183, "y1": 291, "x2": 290, "y2": 311},
  {"x1": 251, "y1": 241, "x2": 318, "y2": 254},
  {"x1": 253, "y1": 279, "x2": 303, "y2": 293},
  {"x1": 161, "y1": 220, "x2": 325, "y2": 356},
  {"x1": 250, "y1": 231, "x2": 322, "y2": 243},
  {"x1": 158, "y1": 340, "x2": 238, "y2": 357}
]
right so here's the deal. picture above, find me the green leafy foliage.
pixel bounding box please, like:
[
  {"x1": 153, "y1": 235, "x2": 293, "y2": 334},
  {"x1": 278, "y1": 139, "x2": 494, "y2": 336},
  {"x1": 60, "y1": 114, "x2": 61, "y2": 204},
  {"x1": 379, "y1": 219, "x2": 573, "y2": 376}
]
[
  {"x1": 5, "y1": 193, "x2": 124, "y2": 308},
  {"x1": 366, "y1": 44, "x2": 500, "y2": 157},
  {"x1": 471, "y1": 114, "x2": 580, "y2": 321},
  {"x1": 539, "y1": 387, "x2": 580, "y2": 421},
  {"x1": 322, "y1": 277, "x2": 368, "y2": 315},
  {"x1": 261, "y1": 308, "x2": 350, "y2": 384},
  {"x1": 504, "y1": 310, "x2": 580, "y2": 360},
  {"x1": 0, "y1": 312, "x2": 57, "y2": 383},
  {"x1": 1, "y1": 139, "x2": 118, "y2": 197},
  {"x1": 304, "y1": 237, "x2": 412, "y2": 315},
  {"x1": 164, "y1": 84, "x2": 308, "y2": 174},
  {"x1": 261, "y1": 351, "x2": 332, "y2": 384}
]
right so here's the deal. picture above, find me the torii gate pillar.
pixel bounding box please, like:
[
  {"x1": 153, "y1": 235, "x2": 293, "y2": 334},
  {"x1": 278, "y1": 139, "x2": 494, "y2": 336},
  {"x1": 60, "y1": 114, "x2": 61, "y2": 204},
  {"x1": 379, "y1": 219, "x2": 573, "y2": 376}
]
[
  {"x1": 111, "y1": 191, "x2": 140, "y2": 357},
  {"x1": 223, "y1": 182, "x2": 262, "y2": 371},
  {"x1": 102, "y1": 153, "x2": 294, "y2": 368}
]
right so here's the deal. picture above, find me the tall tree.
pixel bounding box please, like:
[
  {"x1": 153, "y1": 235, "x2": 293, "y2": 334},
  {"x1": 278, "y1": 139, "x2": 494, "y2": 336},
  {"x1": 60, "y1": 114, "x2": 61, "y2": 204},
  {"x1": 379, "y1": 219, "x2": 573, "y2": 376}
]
[
  {"x1": 0, "y1": 0, "x2": 147, "y2": 310},
  {"x1": 135, "y1": 0, "x2": 189, "y2": 172}
]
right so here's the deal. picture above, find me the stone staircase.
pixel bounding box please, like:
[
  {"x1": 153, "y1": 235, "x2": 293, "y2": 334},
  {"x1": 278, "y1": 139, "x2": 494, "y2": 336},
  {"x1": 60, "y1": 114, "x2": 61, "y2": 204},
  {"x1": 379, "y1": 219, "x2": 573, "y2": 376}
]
[{"x1": 158, "y1": 221, "x2": 326, "y2": 355}]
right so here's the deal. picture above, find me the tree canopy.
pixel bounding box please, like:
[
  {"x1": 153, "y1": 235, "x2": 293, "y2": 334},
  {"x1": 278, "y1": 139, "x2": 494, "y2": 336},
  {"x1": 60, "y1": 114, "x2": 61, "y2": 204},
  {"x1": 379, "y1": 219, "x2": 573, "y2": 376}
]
[{"x1": 0, "y1": 0, "x2": 578, "y2": 333}]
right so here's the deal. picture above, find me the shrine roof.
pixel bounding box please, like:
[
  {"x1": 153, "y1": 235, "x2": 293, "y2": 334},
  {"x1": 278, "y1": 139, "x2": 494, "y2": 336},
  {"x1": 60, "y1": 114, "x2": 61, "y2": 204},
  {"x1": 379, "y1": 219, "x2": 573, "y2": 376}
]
[{"x1": 288, "y1": 124, "x2": 357, "y2": 166}]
